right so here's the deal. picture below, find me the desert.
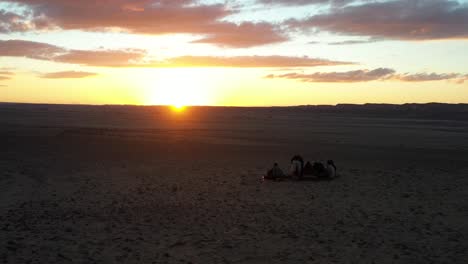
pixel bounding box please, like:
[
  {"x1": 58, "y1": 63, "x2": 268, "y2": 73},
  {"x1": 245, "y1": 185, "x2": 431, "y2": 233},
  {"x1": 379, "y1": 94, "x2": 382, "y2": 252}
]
[{"x1": 1, "y1": 103, "x2": 467, "y2": 263}]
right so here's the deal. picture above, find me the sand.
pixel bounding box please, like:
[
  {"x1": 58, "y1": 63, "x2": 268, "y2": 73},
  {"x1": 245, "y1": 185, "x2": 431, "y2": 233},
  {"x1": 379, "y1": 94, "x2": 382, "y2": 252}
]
[{"x1": 1, "y1": 103, "x2": 468, "y2": 263}]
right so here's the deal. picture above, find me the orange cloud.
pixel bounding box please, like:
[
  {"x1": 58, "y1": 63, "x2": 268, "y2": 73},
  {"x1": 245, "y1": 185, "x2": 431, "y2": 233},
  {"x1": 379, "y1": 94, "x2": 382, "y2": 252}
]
[
  {"x1": 39, "y1": 71, "x2": 98, "y2": 79},
  {"x1": 191, "y1": 22, "x2": 288, "y2": 48},
  {"x1": 54, "y1": 49, "x2": 147, "y2": 67},
  {"x1": 0, "y1": 71, "x2": 14, "y2": 75},
  {"x1": 0, "y1": 39, "x2": 350, "y2": 68},
  {"x1": 0, "y1": 70, "x2": 14, "y2": 81},
  {"x1": 160, "y1": 55, "x2": 352, "y2": 68}
]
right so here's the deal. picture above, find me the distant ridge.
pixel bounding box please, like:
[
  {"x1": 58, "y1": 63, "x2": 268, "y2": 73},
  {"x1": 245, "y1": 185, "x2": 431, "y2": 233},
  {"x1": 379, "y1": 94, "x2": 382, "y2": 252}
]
[
  {"x1": 1, "y1": 102, "x2": 468, "y2": 121},
  {"x1": 290, "y1": 103, "x2": 468, "y2": 121}
]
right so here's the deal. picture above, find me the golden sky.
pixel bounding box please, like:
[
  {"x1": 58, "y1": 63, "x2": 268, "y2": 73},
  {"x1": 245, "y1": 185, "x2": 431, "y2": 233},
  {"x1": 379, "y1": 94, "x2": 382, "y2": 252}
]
[{"x1": 1, "y1": 0, "x2": 468, "y2": 106}]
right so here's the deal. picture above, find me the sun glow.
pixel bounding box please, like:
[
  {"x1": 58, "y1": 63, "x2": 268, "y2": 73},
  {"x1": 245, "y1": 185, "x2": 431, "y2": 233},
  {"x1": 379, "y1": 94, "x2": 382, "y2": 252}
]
[
  {"x1": 171, "y1": 104, "x2": 186, "y2": 112},
  {"x1": 142, "y1": 68, "x2": 215, "y2": 106}
]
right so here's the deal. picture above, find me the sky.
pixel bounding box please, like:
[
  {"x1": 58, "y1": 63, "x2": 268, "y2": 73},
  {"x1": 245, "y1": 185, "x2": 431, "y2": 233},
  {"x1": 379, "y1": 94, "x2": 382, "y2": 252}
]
[{"x1": 1, "y1": 0, "x2": 468, "y2": 106}]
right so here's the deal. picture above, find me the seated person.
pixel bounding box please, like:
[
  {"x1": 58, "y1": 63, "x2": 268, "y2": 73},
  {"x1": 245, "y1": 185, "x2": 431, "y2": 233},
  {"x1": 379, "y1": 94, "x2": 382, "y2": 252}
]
[
  {"x1": 303, "y1": 161, "x2": 314, "y2": 176},
  {"x1": 311, "y1": 162, "x2": 327, "y2": 178},
  {"x1": 290, "y1": 155, "x2": 304, "y2": 178},
  {"x1": 326, "y1": 160, "x2": 337, "y2": 179},
  {"x1": 265, "y1": 163, "x2": 286, "y2": 180}
]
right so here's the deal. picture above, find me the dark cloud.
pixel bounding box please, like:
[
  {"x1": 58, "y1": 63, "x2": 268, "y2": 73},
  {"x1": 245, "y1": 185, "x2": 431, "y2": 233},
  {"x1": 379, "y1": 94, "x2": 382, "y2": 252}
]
[
  {"x1": 40, "y1": 71, "x2": 98, "y2": 79},
  {"x1": 0, "y1": 39, "x2": 350, "y2": 68},
  {"x1": 288, "y1": 0, "x2": 468, "y2": 41},
  {"x1": 267, "y1": 68, "x2": 468, "y2": 83},
  {"x1": 2, "y1": 0, "x2": 287, "y2": 48},
  {"x1": 0, "y1": 10, "x2": 31, "y2": 32}
]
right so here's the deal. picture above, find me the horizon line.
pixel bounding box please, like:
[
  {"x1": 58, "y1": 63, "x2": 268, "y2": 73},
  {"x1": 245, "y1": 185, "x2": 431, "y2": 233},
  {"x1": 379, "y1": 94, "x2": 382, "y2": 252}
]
[{"x1": 1, "y1": 101, "x2": 468, "y2": 108}]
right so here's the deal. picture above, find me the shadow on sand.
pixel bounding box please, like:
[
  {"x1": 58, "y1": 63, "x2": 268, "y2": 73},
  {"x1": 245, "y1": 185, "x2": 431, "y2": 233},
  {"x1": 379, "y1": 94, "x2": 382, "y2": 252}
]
[{"x1": 262, "y1": 174, "x2": 340, "y2": 182}]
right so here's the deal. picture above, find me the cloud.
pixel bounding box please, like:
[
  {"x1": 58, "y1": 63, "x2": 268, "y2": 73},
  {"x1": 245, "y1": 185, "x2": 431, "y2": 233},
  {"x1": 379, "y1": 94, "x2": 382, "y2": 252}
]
[
  {"x1": 267, "y1": 68, "x2": 468, "y2": 83},
  {"x1": 39, "y1": 71, "x2": 98, "y2": 79},
  {"x1": 0, "y1": 71, "x2": 14, "y2": 75},
  {"x1": 394, "y1": 72, "x2": 461, "y2": 82},
  {"x1": 267, "y1": 68, "x2": 395, "y2": 82},
  {"x1": 191, "y1": 22, "x2": 288, "y2": 48},
  {"x1": 0, "y1": 10, "x2": 30, "y2": 32},
  {"x1": 0, "y1": 39, "x2": 148, "y2": 67},
  {"x1": 258, "y1": 0, "x2": 356, "y2": 6},
  {"x1": 0, "y1": 39, "x2": 351, "y2": 68},
  {"x1": 0, "y1": 70, "x2": 14, "y2": 81},
  {"x1": 2, "y1": 0, "x2": 287, "y2": 48},
  {"x1": 328, "y1": 39, "x2": 379, "y2": 45},
  {"x1": 54, "y1": 49, "x2": 148, "y2": 67},
  {"x1": 287, "y1": 0, "x2": 468, "y2": 41},
  {"x1": 0, "y1": 39, "x2": 66, "y2": 60},
  {"x1": 160, "y1": 55, "x2": 352, "y2": 68}
]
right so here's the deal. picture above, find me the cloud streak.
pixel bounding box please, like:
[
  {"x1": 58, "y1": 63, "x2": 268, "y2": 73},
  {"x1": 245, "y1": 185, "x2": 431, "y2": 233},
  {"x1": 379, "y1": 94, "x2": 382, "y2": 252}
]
[
  {"x1": 0, "y1": 39, "x2": 150, "y2": 67},
  {"x1": 0, "y1": 39, "x2": 65, "y2": 60},
  {"x1": 160, "y1": 55, "x2": 352, "y2": 68},
  {"x1": 54, "y1": 49, "x2": 148, "y2": 68},
  {"x1": 39, "y1": 71, "x2": 98, "y2": 79},
  {"x1": 0, "y1": 70, "x2": 14, "y2": 81},
  {"x1": 288, "y1": 0, "x2": 468, "y2": 41},
  {"x1": 328, "y1": 39, "x2": 379, "y2": 45},
  {"x1": 267, "y1": 68, "x2": 467, "y2": 83},
  {"x1": 267, "y1": 68, "x2": 395, "y2": 82},
  {"x1": 394, "y1": 72, "x2": 461, "y2": 82},
  {"x1": 258, "y1": 0, "x2": 357, "y2": 7},
  {"x1": 0, "y1": 39, "x2": 351, "y2": 68}
]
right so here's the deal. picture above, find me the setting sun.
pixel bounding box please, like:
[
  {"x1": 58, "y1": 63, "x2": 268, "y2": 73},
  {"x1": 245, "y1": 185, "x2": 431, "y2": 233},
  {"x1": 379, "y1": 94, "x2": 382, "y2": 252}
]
[{"x1": 171, "y1": 104, "x2": 186, "y2": 112}]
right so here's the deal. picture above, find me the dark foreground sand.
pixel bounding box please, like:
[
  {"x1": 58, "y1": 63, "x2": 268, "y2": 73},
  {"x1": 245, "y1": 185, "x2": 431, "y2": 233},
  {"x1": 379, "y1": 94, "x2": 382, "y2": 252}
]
[{"x1": 1, "y1": 104, "x2": 468, "y2": 263}]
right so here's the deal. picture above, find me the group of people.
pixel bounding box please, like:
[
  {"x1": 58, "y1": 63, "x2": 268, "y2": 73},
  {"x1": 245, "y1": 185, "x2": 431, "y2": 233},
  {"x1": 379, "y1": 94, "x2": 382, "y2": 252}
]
[{"x1": 265, "y1": 155, "x2": 337, "y2": 181}]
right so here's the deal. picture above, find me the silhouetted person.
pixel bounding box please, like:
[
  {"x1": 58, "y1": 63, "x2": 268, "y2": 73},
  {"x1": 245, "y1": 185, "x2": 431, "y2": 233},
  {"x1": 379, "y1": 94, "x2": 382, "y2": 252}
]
[
  {"x1": 290, "y1": 155, "x2": 304, "y2": 178},
  {"x1": 326, "y1": 160, "x2": 337, "y2": 179},
  {"x1": 303, "y1": 161, "x2": 314, "y2": 176},
  {"x1": 312, "y1": 162, "x2": 326, "y2": 178},
  {"x1": 265, "y1": 162, "x2": 286, "y2": 180}
]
